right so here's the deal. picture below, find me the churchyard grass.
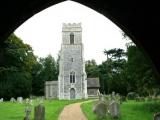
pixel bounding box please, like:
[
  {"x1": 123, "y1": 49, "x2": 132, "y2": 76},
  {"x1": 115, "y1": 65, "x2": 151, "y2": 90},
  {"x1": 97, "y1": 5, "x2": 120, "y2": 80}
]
[
  {"x1": 81, "y1": 100, "x2": 160, "y2": 120},
  {"x1": 0, "y1": 99, "x2": 87, "y2": 120}
]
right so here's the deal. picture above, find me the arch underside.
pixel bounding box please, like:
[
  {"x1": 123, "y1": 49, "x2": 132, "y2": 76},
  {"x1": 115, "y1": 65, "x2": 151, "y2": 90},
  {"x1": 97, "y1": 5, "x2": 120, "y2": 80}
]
[{"x1": 0, "y1": 0, "x2": 159, "y2": 77}]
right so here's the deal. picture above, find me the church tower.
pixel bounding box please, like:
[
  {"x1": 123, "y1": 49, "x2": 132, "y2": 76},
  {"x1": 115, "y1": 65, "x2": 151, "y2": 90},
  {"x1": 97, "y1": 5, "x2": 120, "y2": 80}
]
[{"x1": 58, "y1": 23, "x2": 88, "y2": 99}]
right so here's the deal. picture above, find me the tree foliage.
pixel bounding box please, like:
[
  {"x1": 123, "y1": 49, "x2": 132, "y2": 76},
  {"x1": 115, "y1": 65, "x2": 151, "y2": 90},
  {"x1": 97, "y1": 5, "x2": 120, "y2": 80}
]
[
  {"x1": 85, "y1": 59, "x2": 99, "y2": 78},
  {"x1": 0, "y1": 34, "x2": 59, "y2": 98},
  {"x1": 32, "y1": 55, "x2": 59, "y2": 96},
  {"x1": 0, "y1": 34, "x2": 36, "y2": 100},
  {"x1": 126, "y1": 45, "x2": 159, "y2": 96},
  {"x1": 1, "y1": 33, "x2": 159, "y2": 99},
  {"x1": 85, "y1": 45, "x2": 159, "y2": 96}
]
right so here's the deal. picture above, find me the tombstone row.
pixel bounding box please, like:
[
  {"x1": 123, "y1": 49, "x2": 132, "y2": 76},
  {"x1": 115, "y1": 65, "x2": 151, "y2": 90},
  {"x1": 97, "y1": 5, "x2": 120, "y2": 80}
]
[
  {"x1": 10, "y1": 97, "x2": 31, "y2": 103},
  {"x1": 93, "y1": 92, "x2": 121, "y2": 119}
]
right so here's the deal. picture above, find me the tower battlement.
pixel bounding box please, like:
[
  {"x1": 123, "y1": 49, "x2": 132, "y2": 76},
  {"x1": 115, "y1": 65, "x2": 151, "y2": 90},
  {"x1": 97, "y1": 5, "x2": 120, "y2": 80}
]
[
  {"x1": 62, "y1": 23, "x2": 82, "y2": 32},
  {"x1": 63, "y1": 23, "x2": 81, "y2": 27}
]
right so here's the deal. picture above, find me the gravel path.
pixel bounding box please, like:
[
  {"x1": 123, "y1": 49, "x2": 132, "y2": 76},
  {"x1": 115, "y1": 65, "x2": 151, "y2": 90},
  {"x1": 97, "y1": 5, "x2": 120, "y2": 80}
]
[{"x1": 58, "y1": 102, "x2": 88, "y2": 120}]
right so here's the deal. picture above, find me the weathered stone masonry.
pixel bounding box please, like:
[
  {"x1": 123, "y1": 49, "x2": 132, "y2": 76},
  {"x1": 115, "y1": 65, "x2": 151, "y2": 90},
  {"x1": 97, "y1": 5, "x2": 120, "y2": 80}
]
[{"x1": 58, "y1": 23, "x2": 88, "y2": 99}]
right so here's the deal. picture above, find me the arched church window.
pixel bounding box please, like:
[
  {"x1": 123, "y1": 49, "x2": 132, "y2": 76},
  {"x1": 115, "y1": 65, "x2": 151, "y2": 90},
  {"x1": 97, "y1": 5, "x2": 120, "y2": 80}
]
[
  {"x1": 70, "y1": 33, "x2": 74, "y2": 44},
  {"x1": 70, "y1": 71, "x2": 75, "y2": 83}
]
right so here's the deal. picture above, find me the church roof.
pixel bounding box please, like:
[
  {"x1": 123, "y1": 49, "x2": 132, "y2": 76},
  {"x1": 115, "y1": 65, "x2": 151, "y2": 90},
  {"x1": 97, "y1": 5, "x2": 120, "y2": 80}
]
[
  {"x1": 45, "y1": 81, "x2": 58, "y2": 85},
  {"x1": 87, "y1": 78, "x2": 100, "y2": 88}
]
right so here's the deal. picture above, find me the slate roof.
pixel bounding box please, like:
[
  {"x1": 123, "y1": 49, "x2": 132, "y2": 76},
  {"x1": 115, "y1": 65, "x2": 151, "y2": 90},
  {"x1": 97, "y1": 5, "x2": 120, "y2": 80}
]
[{"x1": 87, "y1": 78, "x2": 100, "y2": 88}]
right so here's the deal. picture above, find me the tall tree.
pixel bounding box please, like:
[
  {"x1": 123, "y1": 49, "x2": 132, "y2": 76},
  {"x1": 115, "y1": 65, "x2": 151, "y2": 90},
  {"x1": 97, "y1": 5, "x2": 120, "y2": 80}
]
[
  {"x1": 32, "y1": 55, "x2": 59, "y2": 96},
  {"x1": 126, "y1": 45, "x2": 159, "y2": 96},
  {"x1": 85, "y1": 59, "x2": 98, "y2": 78},
  {"x1": 0, "y1": 34, "x2": 36, "y2": 99},
  {"x1": 101, "y1": 48, "x2": 127, "y2": 95}
]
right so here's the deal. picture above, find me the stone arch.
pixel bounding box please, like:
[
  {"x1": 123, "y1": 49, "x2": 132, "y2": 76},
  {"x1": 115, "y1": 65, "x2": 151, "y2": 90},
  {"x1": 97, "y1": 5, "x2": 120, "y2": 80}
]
[
  {"x1": 0, "y1": 0, "x2": 159, "y2": 77},
  {"x1": 70, "y1": 88, "x2": 76, "y2": 99}
]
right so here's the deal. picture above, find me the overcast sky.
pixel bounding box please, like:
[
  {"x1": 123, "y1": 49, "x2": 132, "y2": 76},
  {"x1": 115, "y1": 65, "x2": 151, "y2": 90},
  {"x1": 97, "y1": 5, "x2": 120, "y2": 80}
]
[{"x1": 14, "y1": 1, "x2": 127, "y2": 65}]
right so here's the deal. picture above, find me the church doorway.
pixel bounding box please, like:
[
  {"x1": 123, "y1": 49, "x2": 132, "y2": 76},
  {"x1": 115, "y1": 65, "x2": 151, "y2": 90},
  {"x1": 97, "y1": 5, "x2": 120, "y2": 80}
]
[{"x1": 70, "y1": 88, "x2": 76, "y2": 99}]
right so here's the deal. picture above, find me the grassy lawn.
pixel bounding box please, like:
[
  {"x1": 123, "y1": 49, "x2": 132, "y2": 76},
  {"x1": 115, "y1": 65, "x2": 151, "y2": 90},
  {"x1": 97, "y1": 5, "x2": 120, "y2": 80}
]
[
  {"x1": 0, "y1": 99, "x2": 87, "y2": 120},
  {"x1": 81, "y1": 100, "x2": 160, "y2": 120}
]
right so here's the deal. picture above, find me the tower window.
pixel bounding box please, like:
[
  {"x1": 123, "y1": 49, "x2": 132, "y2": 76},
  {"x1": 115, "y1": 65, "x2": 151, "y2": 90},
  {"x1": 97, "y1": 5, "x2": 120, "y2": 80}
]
[
  {"x1": 70, "y1": 33, "x2": 74, "y2": 44},
  {"x1": 71, "y1": 58, "x2": 74, "y2": 62},
  {"x1": 70, "y1": 72, "x2": 75, "y2": 83}
]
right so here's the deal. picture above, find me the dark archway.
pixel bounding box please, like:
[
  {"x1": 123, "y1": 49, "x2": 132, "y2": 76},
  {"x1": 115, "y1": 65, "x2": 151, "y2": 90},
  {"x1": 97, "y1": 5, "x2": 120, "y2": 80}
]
[
  {"x1": 70, "y1": 88, "x2": 76, "y2": 99},
  {"x1": 0, "y1": 0, "x2": 159, "y2": 78}
]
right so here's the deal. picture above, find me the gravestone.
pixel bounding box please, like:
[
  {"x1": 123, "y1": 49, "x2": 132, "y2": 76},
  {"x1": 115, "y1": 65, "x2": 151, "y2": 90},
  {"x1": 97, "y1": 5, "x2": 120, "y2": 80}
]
[
  {"x1": 93, "y1": 101, "x2": 107, "y2": 118},
  {"x1": 34, "y1": 104, "x2": 45, "y2": 120},
  {"x1": 24, "y1": 106, "x2": 32, "y2": 120},
  {"x1": 127, "y1": 92, "x2": 138, "y2": 100},
  {"x1": 10, "y1": 97, "x2": 16, "y2": 102},
  {"x1": 29, "y1": 99, "x2": 33, "y2": 105},
  {"x1": 98, "y1": 93, "x2": 103, "y2": 101},
  {"x1": 17, "y1": 97, "x2": 23, "y2": 103},
  {"x1": 25, "y1": 98, "x2": 33, "y2": 105},
  {"x1": 97, "y1": 90, "x2": 100, "y2": 96},
  {"x1": 111, "y1": 91, "x2": 116, "y2": 100},
  {"x1": 25, "y1": 98, "x2": 29, "y2": 104},
  {"x1": 99, "y1": 94, "x2": 106, "y2": 102},
  {"x1": 115, "y1": 93, "x2": 120, "y2": 100},
  {"x1": 154, "y1": 112, "x2": 160, "y2": 120},
  {"x1": 108, "y1": 100, "x2": 120, "y2": 119},
  {"x1": 0, "y1": 98, "x2": 3, "y2": 102}
]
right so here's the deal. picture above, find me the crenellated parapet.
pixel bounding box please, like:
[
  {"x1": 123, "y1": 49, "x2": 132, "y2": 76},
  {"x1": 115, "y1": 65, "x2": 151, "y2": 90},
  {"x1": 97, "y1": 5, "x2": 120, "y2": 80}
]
[
  {"x1": 63, "y1": 23, "x2": 81, "y2": 27},
  {"x1": 62, "y1": 23, "x2": 82, "y2": 31}
]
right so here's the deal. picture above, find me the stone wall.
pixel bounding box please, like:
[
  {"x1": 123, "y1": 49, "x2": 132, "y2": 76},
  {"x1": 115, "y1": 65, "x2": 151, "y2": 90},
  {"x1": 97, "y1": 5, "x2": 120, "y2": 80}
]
[
  {"x1": 45, "y1": 81, "x2": 58, "y2": 99},
  {"x1": 58, "y1": 23, "x2": 87, "y2": 100},
  {"x1": 87, "y1": 88, "x2": 99, "y2": 96}
]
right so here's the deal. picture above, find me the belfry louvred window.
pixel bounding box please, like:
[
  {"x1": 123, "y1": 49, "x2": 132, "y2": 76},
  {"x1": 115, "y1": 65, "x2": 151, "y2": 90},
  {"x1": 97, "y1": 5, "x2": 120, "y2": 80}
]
[{"x1": 70, "y1": 32, "x2": 74, "y2": 44}]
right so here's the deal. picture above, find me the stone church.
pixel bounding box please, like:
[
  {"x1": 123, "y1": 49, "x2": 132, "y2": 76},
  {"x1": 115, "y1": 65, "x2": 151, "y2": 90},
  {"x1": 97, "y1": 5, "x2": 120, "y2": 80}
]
[{"x1": 45, "y1": 23, "x2": 100, "y2": 100}]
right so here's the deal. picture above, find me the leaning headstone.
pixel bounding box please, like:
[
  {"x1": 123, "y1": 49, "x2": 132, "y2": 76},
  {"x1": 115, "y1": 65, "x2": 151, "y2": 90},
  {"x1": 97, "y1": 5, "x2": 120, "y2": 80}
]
[
  {"x1": 93, "y1": 101, "x2": 107, "y2": 118},
  {"x1": 108, "y1": 100, "x2": 120, "y2": 119},
  {"x1": 34, "y1": 104, "x2": 45, "y2": 120},
  {"x1": 10, "y1": 97, "x2": 16, "y2": 102},
  {"x1": 154, "y1": 112, "x2": 160, "y2": 120},
  {"x1": 17, "y1": 97, "x2": 23, "y2": 103}
]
